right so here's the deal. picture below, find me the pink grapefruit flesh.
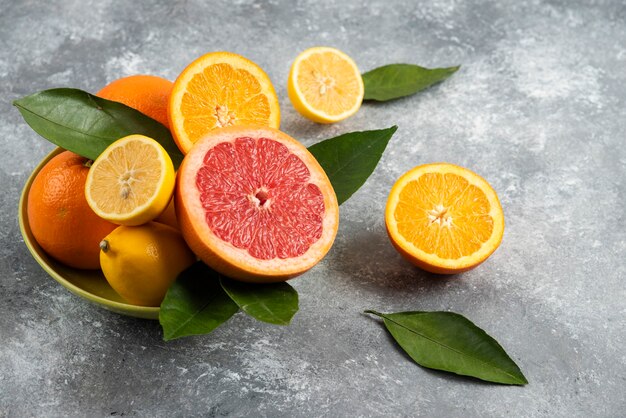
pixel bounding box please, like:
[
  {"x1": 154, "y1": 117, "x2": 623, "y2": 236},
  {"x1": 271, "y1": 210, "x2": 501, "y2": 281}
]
[{"x1": 176, "y1": 126, "x2": 339, "y2": 282}]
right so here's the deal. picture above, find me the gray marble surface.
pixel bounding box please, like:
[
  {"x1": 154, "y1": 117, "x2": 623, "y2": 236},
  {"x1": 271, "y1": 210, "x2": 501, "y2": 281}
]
[{"x1": 1, "y1": 0, "x2": 625, "y2": 416}]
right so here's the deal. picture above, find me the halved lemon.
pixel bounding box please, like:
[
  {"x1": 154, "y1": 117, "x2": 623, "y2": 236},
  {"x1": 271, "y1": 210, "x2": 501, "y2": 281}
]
[
  {"x1": 168, "y1": 51, "x2": 281, "y2": 154},
  {"x1": 385, "y1": 163, "x2": 505, "y2": 274},
  {"x1": 287, "y1": 46, "x2": 364, "y2": 124},
  {"x1": 85, "y1": 134, "x2": 175, "y2": 226}
]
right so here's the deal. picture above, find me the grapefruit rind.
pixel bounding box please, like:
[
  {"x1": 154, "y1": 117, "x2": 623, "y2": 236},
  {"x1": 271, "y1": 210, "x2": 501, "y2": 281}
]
[
  {"x1": 385, "y1": 163, "x2": 504, "y2": 274},
  {"x1": 176, "y1": 126, "x2": 339, "y2": 282}
]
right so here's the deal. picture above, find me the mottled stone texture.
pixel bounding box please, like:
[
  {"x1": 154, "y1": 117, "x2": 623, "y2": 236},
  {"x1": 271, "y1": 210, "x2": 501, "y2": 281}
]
[{"x1": 1, "y1": 0, "x2": 625, "y2": 416}]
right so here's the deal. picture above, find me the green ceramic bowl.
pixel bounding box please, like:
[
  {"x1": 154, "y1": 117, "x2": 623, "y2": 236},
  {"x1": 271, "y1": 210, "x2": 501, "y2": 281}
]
[{"x1": 18, "y1": 148, "x2": 160, "y2": 320}]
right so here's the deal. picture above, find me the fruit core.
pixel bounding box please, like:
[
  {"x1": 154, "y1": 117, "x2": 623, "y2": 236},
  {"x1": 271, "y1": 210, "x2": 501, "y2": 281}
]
[
  {"x1": 428, "y1": 204, "x2": 452, "y2": 227},
  {"x1": 196, "y1": 137, "x2": 325, "y2": 260},
  {"x1": 253, "y1": 189, "x2": 269, "y2": 207},
  {"x1": 314, "y1": 70, "x2": 336, "y2": 96},
  {"x1": 214, "y1": 104, "x2": 236, "y2": 128}
]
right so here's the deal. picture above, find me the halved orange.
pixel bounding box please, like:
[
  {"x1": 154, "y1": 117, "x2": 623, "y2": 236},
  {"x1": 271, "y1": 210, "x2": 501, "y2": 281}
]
[
  {"x1": 385, "y1": 163, "x2": 504, "y2": 274},
  {"x1": 168, "y1": 51, "x2": 280, "y2": 154},
  {"x1": 287, "y1": 47, "x2": 364, "y2": 123},
  {"x1": 176, "y1": 125, "x2": 339, "y2": 283}
]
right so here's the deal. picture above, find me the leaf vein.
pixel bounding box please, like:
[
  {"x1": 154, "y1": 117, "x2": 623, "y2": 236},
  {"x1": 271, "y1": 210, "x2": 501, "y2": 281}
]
[
  {"x1": 381, "y1": 313, "x2": 523, "y2": 382},
  {"x1": 14, "y1": 103, "x2": 115, "y2": 141}
]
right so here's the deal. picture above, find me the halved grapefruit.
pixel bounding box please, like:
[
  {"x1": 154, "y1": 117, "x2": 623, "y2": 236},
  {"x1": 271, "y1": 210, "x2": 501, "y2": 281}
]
[{"x1": 176, "y1": 126, "x2": 339, "y2": 282}]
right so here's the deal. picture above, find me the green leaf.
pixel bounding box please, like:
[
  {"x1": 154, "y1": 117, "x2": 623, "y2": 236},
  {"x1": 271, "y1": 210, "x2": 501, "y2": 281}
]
[
  {"x1": 362, "y1": 64, "x2": 460, "y2": 101},
  {"x1": 159, "y1": 262, "x2": 239, "y2": 341},
  {"x1": 13, "y1": 88, "x2": 183, "y2": 168},
  {"x1": 365, "y1": 310, "x2": 527, "y2": 385},
  {"x1": 220, "y1": 277, "x2": 299, "y2": 325},
  {"x1": 308, "y1": 126, "x2": 397, "y2": 205}
]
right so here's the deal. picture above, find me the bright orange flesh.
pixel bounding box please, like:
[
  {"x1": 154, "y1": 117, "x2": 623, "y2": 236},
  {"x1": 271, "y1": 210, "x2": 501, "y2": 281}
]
[
  {"x1": 169, "y1": 52, "x2": 280, "y2": 154},
  {"x1": 386, "y1": 163, "x2": 504, "y2": 274},
  {"x1": 176, "y1": 126, "x2": 338, "y2": 283}
]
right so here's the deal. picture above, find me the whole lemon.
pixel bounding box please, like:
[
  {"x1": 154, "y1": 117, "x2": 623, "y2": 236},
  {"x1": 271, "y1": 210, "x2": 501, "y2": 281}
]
[{"x1": 100, "y1": 222, "x2": 196, "y2": 307}]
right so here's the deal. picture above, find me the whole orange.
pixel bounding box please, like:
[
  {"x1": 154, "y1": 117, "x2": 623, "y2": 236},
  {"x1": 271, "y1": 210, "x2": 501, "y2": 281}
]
[
  {"x1": 97, "y1": 75, "x2": 173, "y2": 128},
  {"x1": 27, "y1": 151, "x2": 117, "y2": 269}
]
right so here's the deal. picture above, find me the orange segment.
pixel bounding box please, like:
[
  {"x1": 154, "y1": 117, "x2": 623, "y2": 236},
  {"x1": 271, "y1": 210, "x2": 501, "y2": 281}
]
[
  {"x1": 385, "y1": 163, "x2": 504, "y2": 274},
  {"x1": 168, "y1": 52, "x2": 280, "y2": 154},
  {"x1": 288, "y1": 47, "x2": 364, "y2": 123}
]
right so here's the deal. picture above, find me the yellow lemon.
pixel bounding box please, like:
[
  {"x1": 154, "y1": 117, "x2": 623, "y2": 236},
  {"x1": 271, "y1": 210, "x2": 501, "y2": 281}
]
[
  {"x1": 99, "y1": 222, "x2": 196, "y2": 306},
  {"x1": 287, "y1": 47, "x2": 364, "y2": 123},
  {"x1": 85, "y1": 134, "x2": 175, "y2": 226}
]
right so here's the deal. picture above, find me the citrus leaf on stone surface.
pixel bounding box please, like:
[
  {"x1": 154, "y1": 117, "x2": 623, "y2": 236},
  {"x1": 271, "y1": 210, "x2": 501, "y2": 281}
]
[
  {"x1": 220, "y1": 277, "x2": 299, "y2": 325},
  {"x1": 308, "y1": 126, "x2": 397, "y2": 205},
  {"x1": 160, "y1": 262, "x2": 239, "y2": 341},
  {"x1": 13, "y1": 88, "x2": 183, "y2": 168},
  {"x1": 365, "y1": 310, "x2": 527, "y2": 385},
  {"x1": 362, "y1": 64, "x2": 460, "y2": 101}
]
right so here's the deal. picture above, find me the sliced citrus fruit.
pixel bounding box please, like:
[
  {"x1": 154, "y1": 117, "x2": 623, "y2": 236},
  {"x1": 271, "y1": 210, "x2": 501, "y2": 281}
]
[
  {"x1": 168, "y1": 51, "x2": 280, "y2": 154},
  {"x1": 287, "y1": 46, "x2": 364, "y2": 124},
  {"x1": 176, "y1": 126, "x2": 339, "y2": 283},
  {"x1": 85, "y1": 134, "x2": 175, "y2": 226},
  {"x1": 385, "y1": 163, "x2": 504, "y2": 274}
]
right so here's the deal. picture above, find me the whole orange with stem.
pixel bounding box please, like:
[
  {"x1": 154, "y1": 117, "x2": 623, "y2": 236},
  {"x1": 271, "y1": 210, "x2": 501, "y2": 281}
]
[
  {"x1": 97, "y1": 75, "x2": 173, "y2": 128},
  {"x1": 27, "y1": 151, "x2": 117, "y2": 269}
]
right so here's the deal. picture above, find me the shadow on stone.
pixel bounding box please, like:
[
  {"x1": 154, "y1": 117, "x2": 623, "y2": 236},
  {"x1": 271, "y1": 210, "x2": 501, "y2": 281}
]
[{"x1": 330, "y1": 224, "x2": 461, "y2": 297}]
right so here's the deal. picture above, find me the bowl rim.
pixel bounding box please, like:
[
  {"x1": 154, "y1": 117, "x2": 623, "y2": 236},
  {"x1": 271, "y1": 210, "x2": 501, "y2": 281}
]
[{"x1": 18, "y1": 147, "x2": 160, "y2": 319}]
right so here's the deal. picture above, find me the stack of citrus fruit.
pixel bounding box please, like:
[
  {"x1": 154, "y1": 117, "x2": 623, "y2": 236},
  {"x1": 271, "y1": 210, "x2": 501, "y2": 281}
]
[
  {"x1": 166, "y1": 52, "x2": 339, "y2": 282},
  {"x1": 25, "y1": 47, "x2": 504, "y2": 313},
  {"x1": 26, "y1": 50, "x2": 345, "y2": 308}
]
